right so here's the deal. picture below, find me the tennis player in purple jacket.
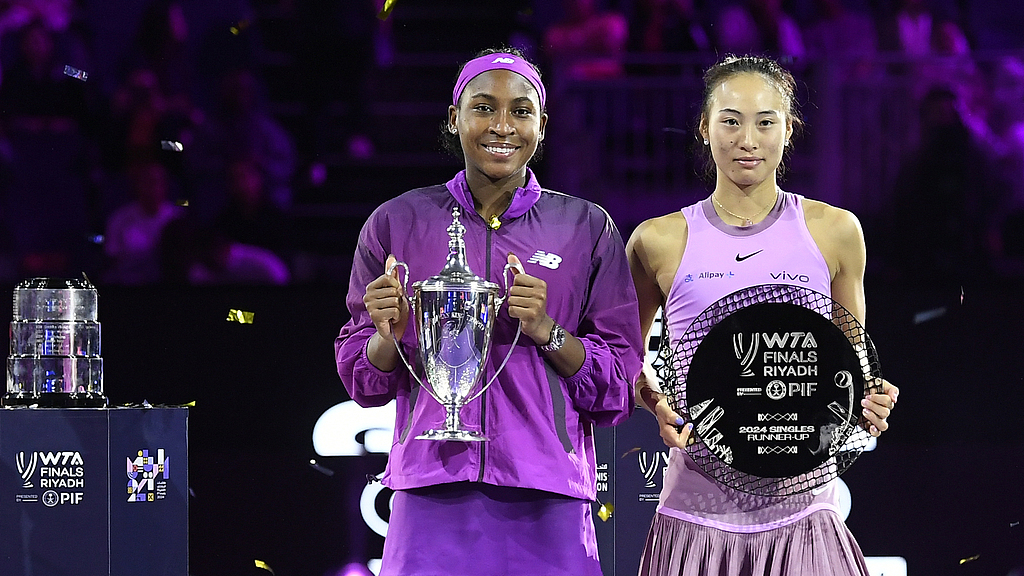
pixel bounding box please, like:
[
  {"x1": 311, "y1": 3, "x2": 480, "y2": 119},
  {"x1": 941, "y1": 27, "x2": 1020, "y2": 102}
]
[{"x1": 335, "y1": 47, "x2": 643, "y2": 576}]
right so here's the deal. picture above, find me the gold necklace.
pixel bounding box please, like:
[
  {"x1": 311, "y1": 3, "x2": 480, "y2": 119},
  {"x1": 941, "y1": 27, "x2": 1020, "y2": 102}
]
[{"x1": 711, "y1": 190, "x2": 778, "y2": 227}]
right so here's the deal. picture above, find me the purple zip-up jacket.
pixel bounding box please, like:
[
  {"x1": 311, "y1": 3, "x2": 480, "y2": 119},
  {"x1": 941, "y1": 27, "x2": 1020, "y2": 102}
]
[{"x1": 335, "y1": 169, "x2": 642, "y2": 500}]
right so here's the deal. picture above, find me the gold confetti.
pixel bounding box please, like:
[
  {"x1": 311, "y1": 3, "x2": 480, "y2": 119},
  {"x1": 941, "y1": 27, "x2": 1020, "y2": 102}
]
[
  {"x1": 161, "y1": 140, "x2": 184, "y2": 152},
  {"x1": 959, "y1": 554, "x2": 980, "y2": 565},
  {"x1": 597, "y1": 502, "x2": 614, "y2": 522},
  {"x1": 377, "y1": 0, "x2": 398, "y2": 20},
  {"x1": 254, "y1": 559, "x2": 275, "y2": 574},
  {"x1": 621, "y1": 447, "x2": 642, "y2": 458},
  {"x1": 227, "y1": 309, "x2": 255, "y2": 324},
  {"x1": 175, "y1": 198, "x2": 189, "y2": 207},
  {"x1": 230, "y1": 20, "x2": 250, "y2": 35},
  {"x1": 488, "y1": 215, "x2": 501, "y2": 230}
]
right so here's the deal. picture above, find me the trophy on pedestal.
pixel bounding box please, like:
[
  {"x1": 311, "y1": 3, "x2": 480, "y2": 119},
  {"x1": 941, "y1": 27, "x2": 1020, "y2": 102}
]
[
  {"x1": 389, "y1": 208, "x2": 520, "y2": 441},
  {"x1": 4, "y1": 278, "x2": 107, "y2": 407}
]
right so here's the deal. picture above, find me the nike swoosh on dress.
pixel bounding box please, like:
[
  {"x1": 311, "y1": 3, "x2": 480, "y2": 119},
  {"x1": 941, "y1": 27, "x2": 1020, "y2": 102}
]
[{"x1": 735, "y1": 250, "x2": 764, "y2": 262}]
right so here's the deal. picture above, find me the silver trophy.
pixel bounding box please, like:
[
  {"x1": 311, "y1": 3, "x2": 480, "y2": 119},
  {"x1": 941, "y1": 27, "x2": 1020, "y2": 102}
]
[
  {"x1": 4, "y1": 277, "x2": 107, "y2": 407},
  {"x1": 388, "y1": 208, "x2": 520, "y2": 441}
]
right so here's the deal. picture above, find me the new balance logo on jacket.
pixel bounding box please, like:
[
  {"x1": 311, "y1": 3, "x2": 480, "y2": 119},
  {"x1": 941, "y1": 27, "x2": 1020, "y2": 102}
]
[{"x1": 527, "y1": 251, "x2": 562, "y2": 270}]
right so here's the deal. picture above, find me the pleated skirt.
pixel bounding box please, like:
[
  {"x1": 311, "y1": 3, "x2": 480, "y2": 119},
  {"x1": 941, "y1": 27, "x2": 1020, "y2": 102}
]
[
  {"x1": 380, "y1": 482, "x2": 602, "y2": 576},
  {"x1": 638, "y1": 509, "x2": 870, "y2": 576}
]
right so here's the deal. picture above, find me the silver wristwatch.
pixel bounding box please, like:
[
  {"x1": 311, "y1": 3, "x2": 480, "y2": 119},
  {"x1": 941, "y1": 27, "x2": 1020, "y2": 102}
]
[{"x1": 540, "y1": 323, "x2": 567, "y2": 353}]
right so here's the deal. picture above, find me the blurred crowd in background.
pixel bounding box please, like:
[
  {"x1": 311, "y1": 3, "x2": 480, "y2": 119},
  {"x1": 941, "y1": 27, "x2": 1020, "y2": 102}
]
[{"x1": 0, "y1": 0, "x2": 1022, "y2": 287}]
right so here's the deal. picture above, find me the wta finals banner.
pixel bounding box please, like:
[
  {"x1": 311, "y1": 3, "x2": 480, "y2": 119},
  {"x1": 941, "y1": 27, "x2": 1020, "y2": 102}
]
[{"x1": 0, "y1": 407, "x2": 188, "y2": 576}]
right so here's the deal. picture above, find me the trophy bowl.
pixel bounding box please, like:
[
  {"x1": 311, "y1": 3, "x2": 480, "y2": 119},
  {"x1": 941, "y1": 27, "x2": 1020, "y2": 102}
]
[
  {"x1": 408, "y1": 279, "x2": 505, "y2": 441},
  {"x1": 389, "y1": 208, "x2": 520, "y2": 441}
]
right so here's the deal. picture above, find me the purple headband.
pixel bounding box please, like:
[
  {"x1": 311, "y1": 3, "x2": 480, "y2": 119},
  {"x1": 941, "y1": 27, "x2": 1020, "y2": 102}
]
[{"x1": 452, "y1": 53, "x2": 546, "y2": 111}]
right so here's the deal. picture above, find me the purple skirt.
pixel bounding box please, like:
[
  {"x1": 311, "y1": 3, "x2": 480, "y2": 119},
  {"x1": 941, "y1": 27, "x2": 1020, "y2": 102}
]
[
  {"x1": 380, "y1": 482, "x2": 602, "y2": 576},
  {"x1": 639, "y1": 509, "x2": 870, "y2": 576}
]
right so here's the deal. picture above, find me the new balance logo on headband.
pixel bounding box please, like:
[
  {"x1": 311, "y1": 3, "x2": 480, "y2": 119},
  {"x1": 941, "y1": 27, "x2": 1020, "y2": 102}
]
[
  {"x1": 527, "y1": 250, "x2": 562, "y2": 270},
  {"x1": 492, "y1": 57, "x2": 516, "y2": 64}
]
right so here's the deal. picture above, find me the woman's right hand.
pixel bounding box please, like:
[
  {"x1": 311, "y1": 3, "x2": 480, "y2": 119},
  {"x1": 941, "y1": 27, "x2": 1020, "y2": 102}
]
[
  {"x1": 654, "y1": 396, "x2": 694, "y2": 450},
  {"x1": 363, "y1": 254, "x2": 409, "y2": 341},
  {"x1": 639, "y1": 372, "x2": 695, "y2": 450}
]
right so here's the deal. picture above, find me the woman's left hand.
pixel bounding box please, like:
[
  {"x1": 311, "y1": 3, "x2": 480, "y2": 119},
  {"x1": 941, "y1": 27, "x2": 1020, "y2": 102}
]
[{"x1": 861, "y1": 379, "x2": 899, "y2": 437}]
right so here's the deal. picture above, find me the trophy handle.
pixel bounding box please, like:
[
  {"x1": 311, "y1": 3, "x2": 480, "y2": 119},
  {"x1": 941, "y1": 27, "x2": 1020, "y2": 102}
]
[
  {"x1": 462, "y1": 261, "x2": 524, "y2": 404},
  {"x1": 383, "y1": 260, "x2": 445, "y2": 405},
  {"x1": 495, "y1": 261, "x2": 523, "y2": 306},
  {"x1": 385, "y1": 259, "x2": 410, "y2": 301}
]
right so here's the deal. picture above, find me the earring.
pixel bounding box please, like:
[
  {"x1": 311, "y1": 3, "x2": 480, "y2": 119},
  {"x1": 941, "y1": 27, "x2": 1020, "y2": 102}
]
[
  {"x1": 449, "y1": 125, "x2": 457, "y2": 134},
  {"x1": 703, "y1": 139, "x2": 709, "y2": 145},
  {"x1": 785, "y1": 140, "x2": 790, "y2": 147}
]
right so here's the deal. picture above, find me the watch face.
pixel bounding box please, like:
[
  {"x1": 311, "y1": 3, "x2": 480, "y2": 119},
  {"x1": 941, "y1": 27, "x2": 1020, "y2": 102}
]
[{"x1": 543, "y1": 324, "x2": 565, "y2": 351}]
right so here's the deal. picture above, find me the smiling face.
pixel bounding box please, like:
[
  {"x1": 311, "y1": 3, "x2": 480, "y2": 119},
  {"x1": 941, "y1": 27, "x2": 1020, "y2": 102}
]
[
  {"x1": 449, "y1": 69, "x2": 547, "y2": 188},
  {"x1": 700, "y1": 72, "x2": 793, "y2": 192}
]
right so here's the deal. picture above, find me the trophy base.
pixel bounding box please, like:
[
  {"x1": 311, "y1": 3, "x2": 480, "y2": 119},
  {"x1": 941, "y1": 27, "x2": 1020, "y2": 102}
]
[
  {"x1": 2, "y1": 392, "x2": 108, "y2": 408},
  {"x1": 416, "y1": 428, "x2": 488, "y2": 442},
  {"x1": 1, "y1": 392, "x2": 35, "y2": 407},
  {"x1": 40, "y1": 392, "x2": 108, "y2": 408}
]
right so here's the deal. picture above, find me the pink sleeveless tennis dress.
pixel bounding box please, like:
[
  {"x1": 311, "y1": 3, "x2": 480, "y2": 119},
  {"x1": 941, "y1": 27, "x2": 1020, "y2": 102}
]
[{"x1": 640, "y1": 192, "x2": 871, "y2": 576}]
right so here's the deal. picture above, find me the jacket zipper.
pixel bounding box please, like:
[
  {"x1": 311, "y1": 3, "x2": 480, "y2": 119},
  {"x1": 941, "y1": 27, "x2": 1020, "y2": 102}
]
[{"x1": 477, "y1": 222, "x2": 492, "y2": 483}]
